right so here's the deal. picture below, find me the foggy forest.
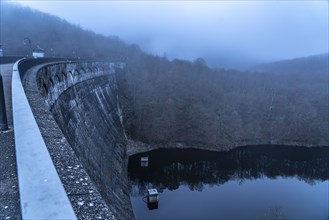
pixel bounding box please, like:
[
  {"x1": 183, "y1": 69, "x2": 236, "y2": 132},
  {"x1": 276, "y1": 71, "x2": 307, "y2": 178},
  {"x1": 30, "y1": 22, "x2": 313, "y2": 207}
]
[
  {"x1": 1, "y1": 1, "x2": 328, "y2": 220},
  {"x1": 1, "y1": 2, "x2": 328, "y2": 149}
]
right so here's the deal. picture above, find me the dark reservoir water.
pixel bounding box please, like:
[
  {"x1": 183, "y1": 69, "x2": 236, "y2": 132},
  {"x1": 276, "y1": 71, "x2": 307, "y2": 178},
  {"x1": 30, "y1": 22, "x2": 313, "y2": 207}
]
[{"x1": 128, "y1": 146, "x2": 329, "y2": 219}]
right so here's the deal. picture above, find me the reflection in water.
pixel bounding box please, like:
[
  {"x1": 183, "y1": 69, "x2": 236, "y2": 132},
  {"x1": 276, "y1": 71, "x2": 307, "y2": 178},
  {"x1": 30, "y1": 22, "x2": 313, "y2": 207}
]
[
  {"x1": 128, "y1": 145, "x2": 329, "y2": 219},
  {"x1": 129, "y1": 146, "x2": 328, "y2": 192}
]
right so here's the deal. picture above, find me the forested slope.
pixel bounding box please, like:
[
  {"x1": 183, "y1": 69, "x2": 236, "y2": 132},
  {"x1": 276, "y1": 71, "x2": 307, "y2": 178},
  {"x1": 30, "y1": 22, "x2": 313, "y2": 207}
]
[
  {"x1": 117, "y1": 55, "x2": 329, "y2": 149},
  {"x1": 2, "y1": 2, "x2": 327, "y2": 149},
  {"x1": 0, "y1": 2, "x2": 141, "y2": 59}
]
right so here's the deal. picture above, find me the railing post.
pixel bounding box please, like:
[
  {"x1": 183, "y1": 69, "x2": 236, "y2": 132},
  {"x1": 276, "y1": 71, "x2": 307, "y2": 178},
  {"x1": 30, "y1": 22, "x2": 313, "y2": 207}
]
[{"x1": 0, "y1": 73, "x2": 8, "y2": 130}]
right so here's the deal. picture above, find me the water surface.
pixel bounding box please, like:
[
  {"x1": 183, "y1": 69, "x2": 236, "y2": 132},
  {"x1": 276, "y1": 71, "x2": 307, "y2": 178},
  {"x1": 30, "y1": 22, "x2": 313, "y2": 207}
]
[{"x1": 128, "y1": 146, "x2": 329, "y2": 219}]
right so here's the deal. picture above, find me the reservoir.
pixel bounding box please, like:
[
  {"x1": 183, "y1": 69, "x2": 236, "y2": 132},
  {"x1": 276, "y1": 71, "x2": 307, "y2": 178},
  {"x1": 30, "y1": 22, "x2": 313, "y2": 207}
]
[{"x1": 128, "y1": 146, "x2": 329, "y2": 219}]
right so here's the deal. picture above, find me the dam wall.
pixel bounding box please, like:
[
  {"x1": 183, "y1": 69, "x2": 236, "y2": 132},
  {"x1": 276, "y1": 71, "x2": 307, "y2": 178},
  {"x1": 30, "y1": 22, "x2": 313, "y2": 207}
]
[{"x1": 35, "y1": 61, "x2": 133, "y2": 219}]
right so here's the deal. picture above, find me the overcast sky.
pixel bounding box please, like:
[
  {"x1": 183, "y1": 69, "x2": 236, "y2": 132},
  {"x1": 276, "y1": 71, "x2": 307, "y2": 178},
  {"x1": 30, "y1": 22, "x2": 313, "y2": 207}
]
[{"x1": 13, "y1": 0, "x2": 329, "y2": 68}]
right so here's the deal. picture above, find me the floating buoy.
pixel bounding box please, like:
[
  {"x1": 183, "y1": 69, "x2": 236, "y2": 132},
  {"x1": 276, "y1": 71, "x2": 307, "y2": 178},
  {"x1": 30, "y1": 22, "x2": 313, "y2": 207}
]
[
  {"x1": 141, "y1": 157, "x2": 149, "y2": 167},
  {"x1": 147, "y1": 188, "x2": 159, "y2": 210}
]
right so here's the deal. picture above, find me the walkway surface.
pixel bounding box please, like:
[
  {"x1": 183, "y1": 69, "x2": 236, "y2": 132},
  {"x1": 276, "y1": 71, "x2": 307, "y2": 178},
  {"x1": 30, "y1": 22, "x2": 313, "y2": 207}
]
[
  {"x1": 1, "y1": 62, "x2": 116, "y2": 219},
  {"x1": 0, "y1": 63, "x2": 21, "y2": 220}
]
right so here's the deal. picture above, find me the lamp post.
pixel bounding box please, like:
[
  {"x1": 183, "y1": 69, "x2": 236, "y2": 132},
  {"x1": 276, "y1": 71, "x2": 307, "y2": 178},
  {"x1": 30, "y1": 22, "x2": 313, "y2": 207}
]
[
  {"x1": 0, "y1": 73, "x2": 8, "y2": 131},
  {"x1": 0, "y1": 44, "x2": 3, "y2": 57},
  {"x1": 23, "y1": 37, "x2": 32, "y2": 57}
]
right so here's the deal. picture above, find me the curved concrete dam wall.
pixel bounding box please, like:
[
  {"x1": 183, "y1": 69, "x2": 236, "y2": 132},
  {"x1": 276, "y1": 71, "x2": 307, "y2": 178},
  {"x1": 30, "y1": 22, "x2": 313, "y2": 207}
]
[{"x1": 35, "y1": 62, "x2": 133, "y2": 219}]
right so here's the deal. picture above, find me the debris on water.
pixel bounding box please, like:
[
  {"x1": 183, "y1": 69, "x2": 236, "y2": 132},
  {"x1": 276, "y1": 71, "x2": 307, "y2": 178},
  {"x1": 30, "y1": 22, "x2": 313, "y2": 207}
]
[{"x1": 141, "y1": 157, "x2": 149, "y2": 167}]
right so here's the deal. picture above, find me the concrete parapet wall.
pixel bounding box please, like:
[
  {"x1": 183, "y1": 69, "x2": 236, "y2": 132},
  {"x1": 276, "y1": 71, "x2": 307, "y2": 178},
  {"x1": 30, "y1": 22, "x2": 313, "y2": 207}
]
[{"x1": 12, "y1": 59, "x2": 77, "y2": 219}]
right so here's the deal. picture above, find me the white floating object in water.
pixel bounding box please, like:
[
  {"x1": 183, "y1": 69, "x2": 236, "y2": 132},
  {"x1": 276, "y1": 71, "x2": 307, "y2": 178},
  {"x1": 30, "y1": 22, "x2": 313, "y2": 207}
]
[
  {"x1": 147, "y1": 188, "x2": 159, "y2": 210},
  {"x1": 141, "y1": 157, "x2": 149, "y2": 167}
]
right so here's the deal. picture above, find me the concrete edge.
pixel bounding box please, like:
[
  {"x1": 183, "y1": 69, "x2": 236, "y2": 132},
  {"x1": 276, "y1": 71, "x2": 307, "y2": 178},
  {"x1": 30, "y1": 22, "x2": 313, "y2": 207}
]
[{"x1": 12, "y1": 59, "x2": 77, "y2": 220}]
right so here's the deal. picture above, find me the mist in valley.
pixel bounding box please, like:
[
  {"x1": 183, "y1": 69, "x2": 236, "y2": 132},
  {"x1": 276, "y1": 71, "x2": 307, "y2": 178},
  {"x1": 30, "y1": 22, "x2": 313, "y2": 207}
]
[
  {"x1": 4, "y1": 0, "x2": 328, "y2": 69},
  {"x1": 1, "y1": 0, "x2": 328, "y2": 148},
  {"x1": 1, "y1": 2, "x2": 328, "y2": 220}
]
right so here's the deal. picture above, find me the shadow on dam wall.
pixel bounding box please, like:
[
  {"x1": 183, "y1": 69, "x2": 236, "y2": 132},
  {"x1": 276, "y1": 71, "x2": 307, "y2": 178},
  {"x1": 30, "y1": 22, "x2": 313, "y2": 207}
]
[{"x1": 35, "y1": 62, "x2": 134, "y2": 219}]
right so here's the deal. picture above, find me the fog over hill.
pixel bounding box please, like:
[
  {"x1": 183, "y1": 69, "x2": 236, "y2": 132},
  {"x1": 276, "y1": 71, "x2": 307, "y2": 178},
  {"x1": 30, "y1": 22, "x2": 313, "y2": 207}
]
[
  {"x1": 0, "y1": 2, "x2": 142, "y2": 60},
  {"x1": 1, "y1": 3, "x2": 328, "y2": 220},
  {"x1": 1, "y1": 2, "x2": 328, "y2": 149},
  {"x1": 4, "y1": 0, "x2": 329, "y2": 69},
  {"x1": 251, "y1": 53, "x2": 329, "y2": 75},
  {"x1": 117, "y1": 54, "x2": 328, "y2": 149}
]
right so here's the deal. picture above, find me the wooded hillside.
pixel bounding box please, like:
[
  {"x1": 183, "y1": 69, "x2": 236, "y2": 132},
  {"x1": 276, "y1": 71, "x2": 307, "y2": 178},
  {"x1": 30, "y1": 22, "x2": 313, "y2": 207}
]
[
  {"x1": 117, "y1": 54, "x2": 329, "y2": 148},
  {"x1": 2, "y1": 2, "x2": 328, "y2": 148},
  {"x1": 0, "y1": 2, "x2": 141, "y2": 59}
]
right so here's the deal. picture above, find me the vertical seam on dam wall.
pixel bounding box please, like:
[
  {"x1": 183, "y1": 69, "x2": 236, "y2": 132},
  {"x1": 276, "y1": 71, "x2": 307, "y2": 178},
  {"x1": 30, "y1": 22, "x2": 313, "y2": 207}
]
[{"x1": 48, "y1": 75, "x2": 117, "y2": 112}]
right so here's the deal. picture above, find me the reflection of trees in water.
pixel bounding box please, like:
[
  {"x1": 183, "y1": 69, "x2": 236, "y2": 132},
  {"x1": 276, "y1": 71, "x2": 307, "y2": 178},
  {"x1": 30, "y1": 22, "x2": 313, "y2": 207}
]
[
  {"x1": 258, "y1": 206, "x2": 286, "y2": 220},
  {"x1": 128, "y1": 146, "x2": 329, "y2": 196}
]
